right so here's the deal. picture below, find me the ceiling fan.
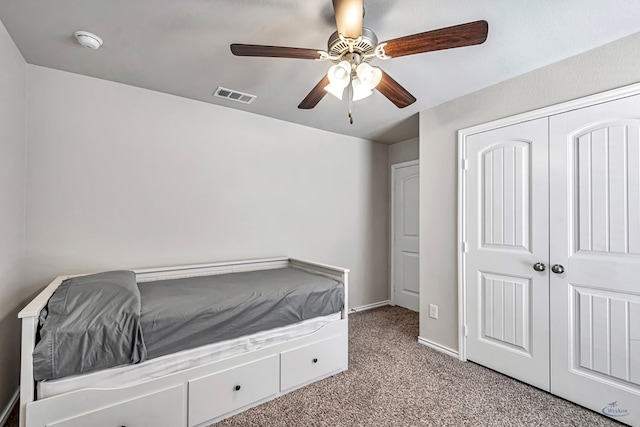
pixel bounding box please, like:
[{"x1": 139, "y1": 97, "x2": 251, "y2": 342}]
[{"x1": 230, "y1": 0, "x2": 488, "y2": 123}]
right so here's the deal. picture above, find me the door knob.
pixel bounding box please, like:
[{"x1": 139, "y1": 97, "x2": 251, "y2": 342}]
[
  {"x1": 551, "y1": 264, "x2": 565, "y2": 274},
  {"x1": 533, "y1": 262, "x2": 546, "y2": 272}
]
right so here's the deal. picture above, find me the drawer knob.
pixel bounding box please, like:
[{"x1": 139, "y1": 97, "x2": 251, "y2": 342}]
[
  {"x1": 234, "y1": 385, "x2": 241, "y2": 391},
  {"x1": 312, "y1": 358, "x2": 318, "y2": 363}
]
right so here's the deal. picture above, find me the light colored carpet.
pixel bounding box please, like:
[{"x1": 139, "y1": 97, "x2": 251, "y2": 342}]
[
  {"x1": 215, "y1": 306, "x2": 621, "y2": 427},
  {"x1": 4, "y1": 306, "x2": 622, "y2": 427}
]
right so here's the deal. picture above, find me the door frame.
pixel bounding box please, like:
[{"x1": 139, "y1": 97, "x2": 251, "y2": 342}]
[
  {"x1": 457, "y1": 81, "x2": 640, "y2": 362},
  {"x1": 391, "y1": 159, "x2": 420, "y2": 308}
]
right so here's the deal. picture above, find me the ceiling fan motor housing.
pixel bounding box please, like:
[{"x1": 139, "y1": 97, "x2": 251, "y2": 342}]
[{"x1": 328, "y1": 27, "x2": 378, "y2": 62}]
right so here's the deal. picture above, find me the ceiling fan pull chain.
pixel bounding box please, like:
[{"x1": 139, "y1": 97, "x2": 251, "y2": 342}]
[{"x1": 348, "y1": 84, "x2": 354, "y2": 124}]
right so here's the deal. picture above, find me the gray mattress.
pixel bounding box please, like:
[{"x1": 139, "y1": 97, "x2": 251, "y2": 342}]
[
  {"x1": 33, "y1": 266, "x2": 344, "y2": 381},
  {"x1": 138, "y1": 267, "x2": 343, "y2": 359}
]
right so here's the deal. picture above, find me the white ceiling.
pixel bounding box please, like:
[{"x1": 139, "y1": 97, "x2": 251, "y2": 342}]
[{"x1": 1, "y1": 1, "x2": 639, "y2": 144}]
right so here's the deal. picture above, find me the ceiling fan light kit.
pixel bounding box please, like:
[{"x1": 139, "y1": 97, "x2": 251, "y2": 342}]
[
  {"x1": 231, "y1": 0, "x2": 488, "y2": 122},
  {"x1": 324, "y1": 59, "x2": 382, "y2": 103},
  {"x1": 324, "y1": 57, "x2": 379, "y2": 102},
  {"x1": 351, "y1": 77, "x2": 373, "y2": 101},
  {"x1": 356, "y1": 62, "x2": 381, "y2": 88},
  {"x1": 326, "y1": 60, "x2": 351, "y2": 94}
]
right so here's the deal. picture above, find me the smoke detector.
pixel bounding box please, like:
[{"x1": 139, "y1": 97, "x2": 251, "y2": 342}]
[{"x1": 74, "y1": 31, "x2": 103, "y2": 50}]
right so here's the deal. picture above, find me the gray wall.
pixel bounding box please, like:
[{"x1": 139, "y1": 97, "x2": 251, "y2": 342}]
[
  {"x1": 389, "y1": 137, "x2": 419, "y2": 167},
  {"x1": 25, "y1": 65, "x2": 389, "y2": 310},
  {"x1": 0, "y1": 18, "x2": 26, "y2": 413},
  {"x1": 419, "y1": 32, "x2": 640, "y2": 351}
]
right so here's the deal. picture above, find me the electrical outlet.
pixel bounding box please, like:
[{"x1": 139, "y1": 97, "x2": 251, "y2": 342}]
[{"x1": 429, "y1": 304, "x2": 438, "y2": 319}]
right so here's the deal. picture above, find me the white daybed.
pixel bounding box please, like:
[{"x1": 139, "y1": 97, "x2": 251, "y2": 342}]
[{"x1": 19, "y1": 257, "x2": 349, "y2": 427}]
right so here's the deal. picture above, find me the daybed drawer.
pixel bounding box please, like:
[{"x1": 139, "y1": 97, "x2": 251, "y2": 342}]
[
  {"x1": 47, "y1": 384, "x2": 185, "y2": 427},
  {"x1": 188, "y1": 354, "x2": 279, "y2": 426},
  {"x1": 280, "y1": 334, "x2": 347, "y2": 391}
]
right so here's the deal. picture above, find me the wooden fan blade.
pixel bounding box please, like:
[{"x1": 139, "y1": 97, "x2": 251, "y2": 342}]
[
  {"x1": 298, "y1": 75, "x2": 331, "y2": 109},
  {"x1": 332, "y1": 0, "x2": 363, "y2": 39},
  {"x1": 230, "y1": 44, "x2": 322, "y2": 60},
  {"x1": 376, "y1": 70, "x2": 416, "y2": 108},
  {"x1": 381, "y1": 20, "x2": 488, "y2": 58}
]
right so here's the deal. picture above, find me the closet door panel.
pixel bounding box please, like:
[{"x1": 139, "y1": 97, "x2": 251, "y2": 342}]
[
  {"x1": 464, "y1": 117, "x2": 550, "y2": 391},
  {"x1": 550, "y1": 94, "x2": 640, "y2": 425}
]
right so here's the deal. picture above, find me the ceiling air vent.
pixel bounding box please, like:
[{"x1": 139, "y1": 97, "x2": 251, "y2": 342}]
[{"x1": 213, "y1": 87, "x2": 256, "y2": 104}]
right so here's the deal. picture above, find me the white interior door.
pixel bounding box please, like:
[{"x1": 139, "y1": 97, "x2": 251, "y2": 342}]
[
  {"x1": 464, "y1": 118, "x2": 550, "y2": 390},
  {"x1": 550, "y1": 94, "x2": 640, "y2": 424},
  {"x1": 392, "y1": 161, "x2": 420, "y2": 312}
]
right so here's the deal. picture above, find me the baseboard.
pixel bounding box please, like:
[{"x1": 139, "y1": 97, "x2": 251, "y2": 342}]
[
  {"x1": 349, "y1": 300, "x2": 391, "y2": 313},
  {"x1": 0, "y1": 389, "x2": 18, "y2": 427},
  {"x1": 417, "y1": 336, "x2": 459, "y2": 359}
]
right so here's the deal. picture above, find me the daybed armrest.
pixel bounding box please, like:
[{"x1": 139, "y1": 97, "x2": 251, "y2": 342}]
[
  {"x1": 18, "y1": 275, "x2": 68, "y2": 427},
  {"x1": 288, "y1": 258, "x2": 349, "y2": 319}
]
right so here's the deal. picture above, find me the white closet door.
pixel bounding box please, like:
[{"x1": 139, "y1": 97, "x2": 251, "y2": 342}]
[
  {"x1": 464, "y1": 118, "x2": 550, "y2": 390},
  {"x1": 550, "y1": 94, "x2": 640, "y2": 424}
]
